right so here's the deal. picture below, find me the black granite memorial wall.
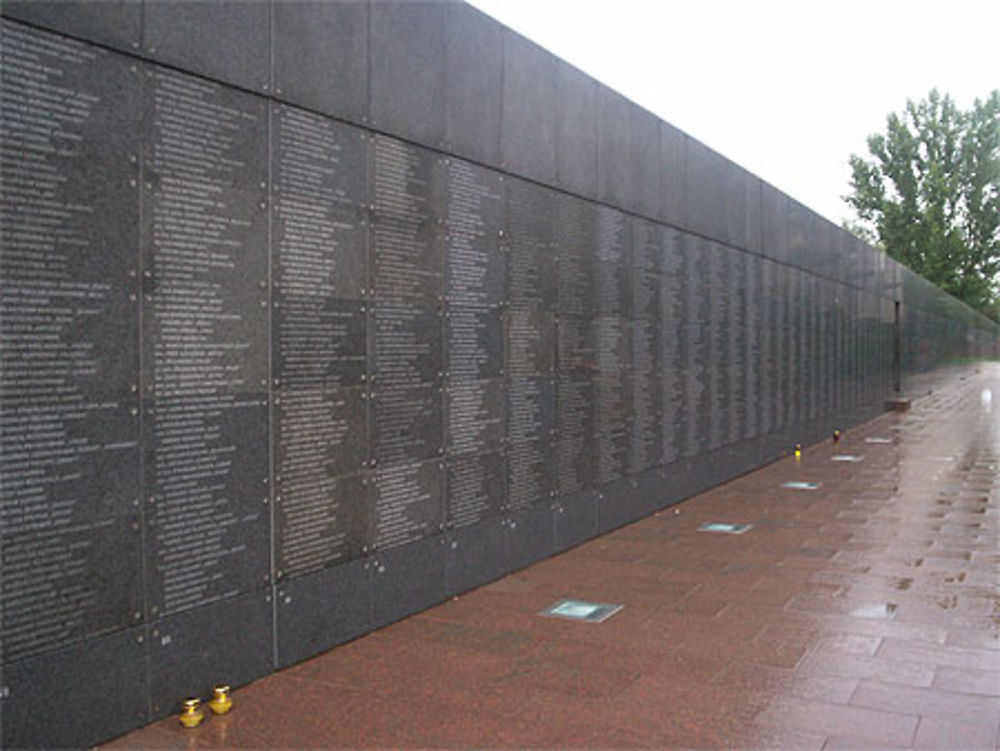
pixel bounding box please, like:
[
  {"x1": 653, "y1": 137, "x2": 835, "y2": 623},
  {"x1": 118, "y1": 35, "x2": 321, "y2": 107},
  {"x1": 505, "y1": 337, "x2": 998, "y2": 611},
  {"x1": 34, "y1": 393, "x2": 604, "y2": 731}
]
[{"x1": 1, "y1": 3, "x2": 998, "y2": 748}]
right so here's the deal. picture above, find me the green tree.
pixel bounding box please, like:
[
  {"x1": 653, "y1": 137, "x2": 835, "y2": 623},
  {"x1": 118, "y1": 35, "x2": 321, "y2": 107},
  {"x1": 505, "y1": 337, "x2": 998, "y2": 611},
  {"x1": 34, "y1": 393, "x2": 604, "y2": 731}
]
[{"x1": 845, "y1": 89, "x2": 1000, "y2": 319}]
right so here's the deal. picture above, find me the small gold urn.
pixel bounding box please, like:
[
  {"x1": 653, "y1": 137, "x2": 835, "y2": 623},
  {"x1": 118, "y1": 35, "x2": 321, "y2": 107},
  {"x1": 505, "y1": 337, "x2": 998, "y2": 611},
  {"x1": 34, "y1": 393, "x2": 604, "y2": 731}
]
[
  {"x1": 208, "y1": 684, "x2": 232, "y2": 715},
  {"x1": 179, "y1": 698, "x2": 204, "y2": 728}
]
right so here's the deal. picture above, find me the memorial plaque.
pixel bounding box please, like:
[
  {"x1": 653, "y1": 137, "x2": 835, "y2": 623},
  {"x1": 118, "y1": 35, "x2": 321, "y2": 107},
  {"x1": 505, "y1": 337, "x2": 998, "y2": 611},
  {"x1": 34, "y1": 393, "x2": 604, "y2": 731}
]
[
  {"x1": 142, "y1": 66, "x2": 269, "y2": 616},
  {"x1": 446, "y1": 378, "x2": 505, "y2": 454},
  {"x1": 556, "y1": 378, "x2": 596, "y2": 494},
  {"x1": 370, "y1": 382, "x2": 443, "y2": 465},
  {"x1": 557, "y1": 316, "x2": 596, "y2": 378},
  {"x1": 505, "y1": 179, "x2": 557, "y2": 309},
  {"x1": 276, "y1": 558, "x2": 371, "y2": 669},
  {"x1": 371, "y1": 1, "x2": 445, "y2": 145},
  {"x1": 596, "y1": 427, "x2": 630, "y2": 485},
  {"x1": 598, "y1": 86, "x2": 631, "y2": 207},
  {"x1": 373, "y1": 136, "x2": 445, "y2": 304},
  {"x1": 445, "y1": 159, "x2": 504, "y2": 306},
  {"x1": 446, "y1": 306, "x2": 503, "y2": 379},
  {"x1": 2, "y1": 625, "x2": 147, "y2": 751},
  {"x1": 555, "y1": 60, "x2": 599, "y2": 197},
  {"x1": 728, "y1": 252, "x2": 748, "y2": 444},
  {"x1": 372, "y1": 459, "x2": 444, "y2": 550},
  {"x1": 446, "y1": 451, "x2": 505, "y2": 528},
  {"x1": 276, "y1": 470, "x2": 369, "y2": 579},
  {"x1": 508, "y1": 376, "x2": 556, "y2": 442},
  {"x1": 507, "y1": 437, "x2": 555, "y2": 510},
  {"x1": 632, "y1": 219, "x2": 663, "y2": 320},
  {"x1": 594, "y1": 315, "x2": 629, "y2": 374},
  {"x1": 372, "y1": 302, "x2": 443, "y2": 384},
  {"x1": 272, "y1": 0, "x2": 368, "y2": 122},
  {"x1": 596, "y1": 206, "x2": 631, "y2": 315},
  {"x1": 145, "y1": 402, "x2": 269, "y2": 615},
  {"x1": 744, "y1": 254, "x2": 762, "y2": 439},
  {"x1": 0, "y1": 23, "x2": 143, "y2": 658},
  {"x1": 273, "y1": 105, "x2": 368, "y2": 302},
  {"x1": 507, "y1": 307, "x2": 556, "y2": 376},
  {"x1": 446, "y1": 516, "x2": 506, "y2": 595},
  {"x1": 629, "y1": 374, "x2": 664, "y2": 473},
  {"x1": 149, "y1": 592, "x2": 273, "y2": 717},
  {"x1": 143, "y1": 0, "x2": 269, "y2": 93},
  {"x1": 556, "y1": 196, "x2": 597, "y2": 318},
  {"x1": 445, "y1": 2, "x2": 503, "y2": 165},
  {"x1": 2, "y1": 515, "x2": 141, "y2": 664},
  {"x1": 501, "y1": 30, "x2": 556, "y2": 184},
  {"x1": 372, "y1": 535, "x2": 447, "y2": 627},
  {"x1": 275, "y1": 299, "x2": 366, "y2": 389}
]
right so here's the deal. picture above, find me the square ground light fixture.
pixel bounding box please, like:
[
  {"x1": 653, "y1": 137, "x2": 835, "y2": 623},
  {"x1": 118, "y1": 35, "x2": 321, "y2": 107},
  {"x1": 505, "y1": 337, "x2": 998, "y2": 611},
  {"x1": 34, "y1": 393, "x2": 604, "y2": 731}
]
[
  {"x1": 539, "y1": 598, "x2": 623, "y2": 623},
  {"x1": 698, "y1": 522, "x2": 753, "y2": 534},
  {"x1": 831, "y1": 454, "x2": 864, "y2": 462},
  {"x1": 865, "y1": 437, "x2": 892, "y2": 444},
  {"x1": 782, "y1": 481, "x2": 820, "y2": 490}
]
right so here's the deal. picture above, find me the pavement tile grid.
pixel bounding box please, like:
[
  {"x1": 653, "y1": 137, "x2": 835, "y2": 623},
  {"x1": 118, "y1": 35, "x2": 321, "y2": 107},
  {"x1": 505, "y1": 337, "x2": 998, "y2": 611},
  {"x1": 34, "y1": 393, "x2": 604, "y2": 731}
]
[{"x1": 105, "y1": 365, "x2": 1000, "y2": 749}]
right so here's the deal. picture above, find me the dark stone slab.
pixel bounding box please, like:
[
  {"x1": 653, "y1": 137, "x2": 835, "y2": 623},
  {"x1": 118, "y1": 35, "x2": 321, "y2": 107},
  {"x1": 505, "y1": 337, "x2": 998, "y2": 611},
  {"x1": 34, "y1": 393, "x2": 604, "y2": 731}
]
[
  {"x1": 444, "y1": 160, "x2": 504, "y2": 306},
  {"x1": 370, "y1": 382, "x2": 444, "y2": 465},
  {"x1": 275, "y1": 299, "x2": 368, "y2": 389},
  {"x1": 553, "y1": 489, "x2": 598, "y2": 552},
  {"x1": 505, "y1": 503, "x2": 555, "y2": 572},
  {"x1": 275, "y1": 558, "x2": 372, "y2": 669},
  {"x1": 370, "y1": 1, "x2": 445, "y2": 147},
  {"x1": 1, "y1": 625, "x2": 147, "y2": 750},
  {"x1": 556, "y1": 377, "x2": 597, "y2": 494},
  {"x1": 145, "y1": 402, "x2": 271, "y2": 617},
  {"x1": 272, "y1": 104, "x2": 369, "y2": 298},
  {"x1": 630, "y1": 104, "x2": 661, "y2": 218},
  {"x1": 505, "y1": 178, "x2": 557, "y2": 308},
  {"x1": 722, "y1": 159, "x2": 748, "y2": 249},
  {"x1": 372, "y1": 459, "x2": 445, "y2": 549},
  {"x1": 143, "y1": 0, "x2": 269, "y2": 92},
  {"x1": 760, "y1": 183, "x2": 790, "y2": 263},
  {"x1": 659, "y1": 121, "x2": 688, "y2": 228},
  {"x1": 506, "y1": 307, "x2": 557, "y2": 376},
  {"x1": 597, "y1": 85, "x2": 631, "y2": 208},
  {"x1": 685, "y1": 138, "x2": 725, "y2": 242},
  {"x1": 444, "y1": 2, "x2": 503, "y2": 165},
  {"x1": 1, "y1": 0, "x2": 140, "y2": 52},
  {"x1": 446, "y1": 451, "x2": 505, "y2": 528},
  {"x1": 1, "y1": 513, "x2": 142, "y2": 665},
  {"x1": 142, "y1": 67, "x2": 269, "y2": 392},
  {"x1": 501, "y1": 30, "x2": 556, "y2": 183},
  {"x1": 371, "y1": 534, "x2": 447, "y2": 628},
  {"x1": 446, "y1": 307, "x2": 504, "y2": 380},
  {"x1": 446, "y1": 378, "x2": 506, "y2": 455},
  {"x1": 445, "y1": 516, "x2": 506, "y2": 595},
  {"x1": 1, "y1": 22, "x2": 141, "y2": 399},
  {"x1": 555, "y1": 60, "x2": 599, "y2": 198},
  {"x1": 275, "y1": 385, "x2": 368, "y2": 488},
  {"x1": 506, "y1": 438, "x2": 556, "y2": 511},
  {"x1": 272, "y1": 0, "x2": 368, "y2": 122},
  {"x1": 276, "y1": 469, "x2": 370, "y2": 579},
  {"x1": 372, "y1": 302, "x2": 444, "y2": 384},
  {"x1": 507, "y1": 376, "x2": 556, "y2": 442},
  {"x1": 148, "y1": 591, "x2": 273, "y2": 718}
]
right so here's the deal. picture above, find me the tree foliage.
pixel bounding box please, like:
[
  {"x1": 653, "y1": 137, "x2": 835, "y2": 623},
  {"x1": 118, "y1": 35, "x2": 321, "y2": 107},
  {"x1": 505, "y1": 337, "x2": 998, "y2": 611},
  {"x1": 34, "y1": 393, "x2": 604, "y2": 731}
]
[{"x1": 845, "y1": 89, "x2": 1000, "y2": 319}]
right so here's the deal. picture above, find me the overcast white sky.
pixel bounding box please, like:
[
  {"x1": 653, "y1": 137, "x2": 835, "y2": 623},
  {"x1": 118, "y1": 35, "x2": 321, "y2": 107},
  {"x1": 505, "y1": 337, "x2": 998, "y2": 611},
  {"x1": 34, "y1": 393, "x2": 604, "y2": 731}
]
[{"x1": 467, "y1": 0, "x2": 1000, "y2": 227}]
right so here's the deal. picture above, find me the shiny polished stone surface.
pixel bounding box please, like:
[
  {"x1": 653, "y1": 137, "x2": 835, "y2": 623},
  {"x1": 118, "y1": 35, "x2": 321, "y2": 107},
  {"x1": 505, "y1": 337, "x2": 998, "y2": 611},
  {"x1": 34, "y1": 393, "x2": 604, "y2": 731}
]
[{"x1": 104, "y1": 366, "x2": 1000, "y2": 750}]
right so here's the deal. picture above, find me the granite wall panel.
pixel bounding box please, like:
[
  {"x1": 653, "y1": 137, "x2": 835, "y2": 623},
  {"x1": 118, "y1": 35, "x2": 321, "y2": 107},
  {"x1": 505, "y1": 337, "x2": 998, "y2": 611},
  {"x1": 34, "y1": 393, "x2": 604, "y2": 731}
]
[{"x1": 2, "y1": 7, "x2": 997, "y2": 749}]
